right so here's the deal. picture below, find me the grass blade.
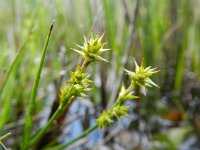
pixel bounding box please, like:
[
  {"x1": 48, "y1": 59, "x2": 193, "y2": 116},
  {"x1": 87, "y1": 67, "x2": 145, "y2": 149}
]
[
  {"x1": 0, "y1": 29, "x2": 34, "y2": 131},
  {"x1": 0, "y1": 30, "x2": 34, "y2": 100},
  {"x1": 21, "y1": 20, "x2": 54, "y2": 150}
]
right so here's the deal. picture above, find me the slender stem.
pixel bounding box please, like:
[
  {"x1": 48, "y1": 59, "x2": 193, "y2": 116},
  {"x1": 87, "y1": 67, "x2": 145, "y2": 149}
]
[
  {"x1": 80, "y1": 59, "x2": 90, "y2": 70},
  {"x1": 47, "y1": 124, "x2": 98, "y2": 150},
  {"x1": 0, "y1": 142, "x2": 7, "y2": 150},
  {"x1": 29, "y1": 106, "x2": 63, "y2": 147},
  {"x1": 0, "y1": 132, "x2": 11, "y2": 141}
]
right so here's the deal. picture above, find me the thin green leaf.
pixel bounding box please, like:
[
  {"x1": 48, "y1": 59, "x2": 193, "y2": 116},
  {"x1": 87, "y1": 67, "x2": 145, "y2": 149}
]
[{"x1": 21, "y1": 21, "x2": 54, "y2": 150}]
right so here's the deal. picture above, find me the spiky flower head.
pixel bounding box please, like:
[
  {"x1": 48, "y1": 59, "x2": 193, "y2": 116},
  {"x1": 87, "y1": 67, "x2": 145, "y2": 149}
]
[
  {"x1": 96, "y1": 111, "x2": 113, "y2": 129},
  {"x1": 60, "y1": 85, "x2": 71, "y2": 107},
  {"x1": 67, "y1": 66, "x2": 93, "y2": 87},
  {"x1": 118, "y1": 84, "x2": 138, "y2": 103},
  {"x1": 60, "y1": 83, "x2": 92, "y2": 108},
  {"x1": 59, "y1": 67, "x2": 93, "y2": 108},
  {"x1": 72, "y1": 33, "x2": 110, "y2": 62},
  {"x1": 71, "y1": 84, "x2": 92, "y2": 98},
  {"x1": 125, "y1": 60, "x2": 159, "y2": 95},
  {"x1": 111, "y1": 105, "x2": 129, "y2": 120},
  {"x1": 96, "y1": 105, "x2": 129, "y2": 129}
]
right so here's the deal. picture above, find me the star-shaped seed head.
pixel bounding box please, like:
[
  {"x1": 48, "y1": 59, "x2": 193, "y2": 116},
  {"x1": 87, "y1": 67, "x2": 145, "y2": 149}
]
[
  {"x1": 67, "y1": 66, "x2": 93, "y2": 87},
  {"x1": 72, "y1": 33, "x2": 110, "y2": 62},
  {"x1": 96, "y1": 111, "x2": 113, "y2": 129},
  {"x1": 111, "y1": 105, "x2": 129, "y2": 120},
  {"x1": 125, "y1": 60, "x2": 159, "y2": 95}
]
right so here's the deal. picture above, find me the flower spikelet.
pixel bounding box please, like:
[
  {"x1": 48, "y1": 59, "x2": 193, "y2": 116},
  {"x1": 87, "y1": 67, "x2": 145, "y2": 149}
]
[
  {"x1": 96, "y1": 111, "x2": 113, "y2": 129},
  {"x1": 111, "y1": 105, "x2": 129, "y2": 120},
  {"x1": 67, "y1": 66, "x2": 93, "y2": 87},
  {"x1": 124, "y1": 59, "x2": 159, "y2": 95},
  {"x1": 72, "y1": 33, "x2": 110, "y2": 62}
]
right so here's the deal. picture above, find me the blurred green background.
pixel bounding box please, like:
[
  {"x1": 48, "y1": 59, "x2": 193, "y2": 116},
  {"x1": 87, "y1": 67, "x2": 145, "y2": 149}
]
[{"x1": 0, "y1": 0, "x2": 200, "y2": 149}]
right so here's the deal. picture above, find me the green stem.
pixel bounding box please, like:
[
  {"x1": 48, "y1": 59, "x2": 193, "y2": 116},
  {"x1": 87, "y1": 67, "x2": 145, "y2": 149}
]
[
  {"x1": 46, "y1": 124, "x2": 98, "y2": 150},
  {"x1": 29, "y1": 106, "x2": 63, "y2": 147},
  {"x1": 0, "y1": 132, "x2": 11, "y2": 141},
  {"x1": 80, "y1": 59, "x2": 90, "y2": 70}
]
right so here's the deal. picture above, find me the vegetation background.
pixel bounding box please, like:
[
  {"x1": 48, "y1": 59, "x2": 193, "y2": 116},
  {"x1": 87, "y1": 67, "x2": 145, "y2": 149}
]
[{"x1": 0, "y1": 0, "x2": 200, "y2": 149}]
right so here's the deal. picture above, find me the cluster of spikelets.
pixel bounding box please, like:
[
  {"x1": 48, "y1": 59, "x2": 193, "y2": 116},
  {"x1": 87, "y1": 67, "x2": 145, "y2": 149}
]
[
  {"x1": 59, "y1": 33, "x2": 110, "y2": 109},
  {"x1": 59, "y1": 32, "x2": 159, "y2": 130},
  {"x1": 96, "y1": 60, "x2": 159, "y2": 129},
  {"x1": 59, "y1": 66, "x2": 92, "y2": 107}
]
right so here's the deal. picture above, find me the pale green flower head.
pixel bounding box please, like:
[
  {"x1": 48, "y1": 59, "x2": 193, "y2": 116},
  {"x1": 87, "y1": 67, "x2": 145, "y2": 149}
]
[
  {"x1": 59, "y1": 67, "x2": 93, "y2": 108},
  {"x1": 60, "y1": 83, "x2": 92, "y2": 108},
  {"x1": 96, "y1": 111, "x2": 113, "y2": 129},
  {"x1": 71, "y1": 84, "x2": 91, "y2": 98},
  {"x1": 60, "y1": 85, "x2": 71, "y2": 107},
  {"x1": 72, "y1": 33, "x2": 110, "y2": 62},
  {"x1": 67, "y1": 66, "x2": 93, "y2": 87},
  {"x1": 96, "y1": 105, "x2": 129, "y2": 129},
  {"x1": 125, "y1": 59, "x2": 159, "y2": 95},
  {"x1": 119, "y1": 84, "x2": 138, "y2": 102},
  {"x1": 111, "y1": 105, "x2": 129, "y2": 120}
]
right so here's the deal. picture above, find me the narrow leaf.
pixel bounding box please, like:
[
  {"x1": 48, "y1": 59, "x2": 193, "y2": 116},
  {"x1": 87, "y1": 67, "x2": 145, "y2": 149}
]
[{"x1": 21, "y1": 21, "x2": 54, "y2": 150}]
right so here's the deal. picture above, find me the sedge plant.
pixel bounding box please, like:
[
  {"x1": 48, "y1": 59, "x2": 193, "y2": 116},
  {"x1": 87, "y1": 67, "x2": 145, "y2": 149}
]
[
  {"x1": 48, "y1": 58, "x2": 159, "y2": 150},
  {"x1": 28, "y1": 32, "x2": 110, "y2": 148},
  {"x1": 16, "y1": 27, "x2": 158, "y2": 149}
]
